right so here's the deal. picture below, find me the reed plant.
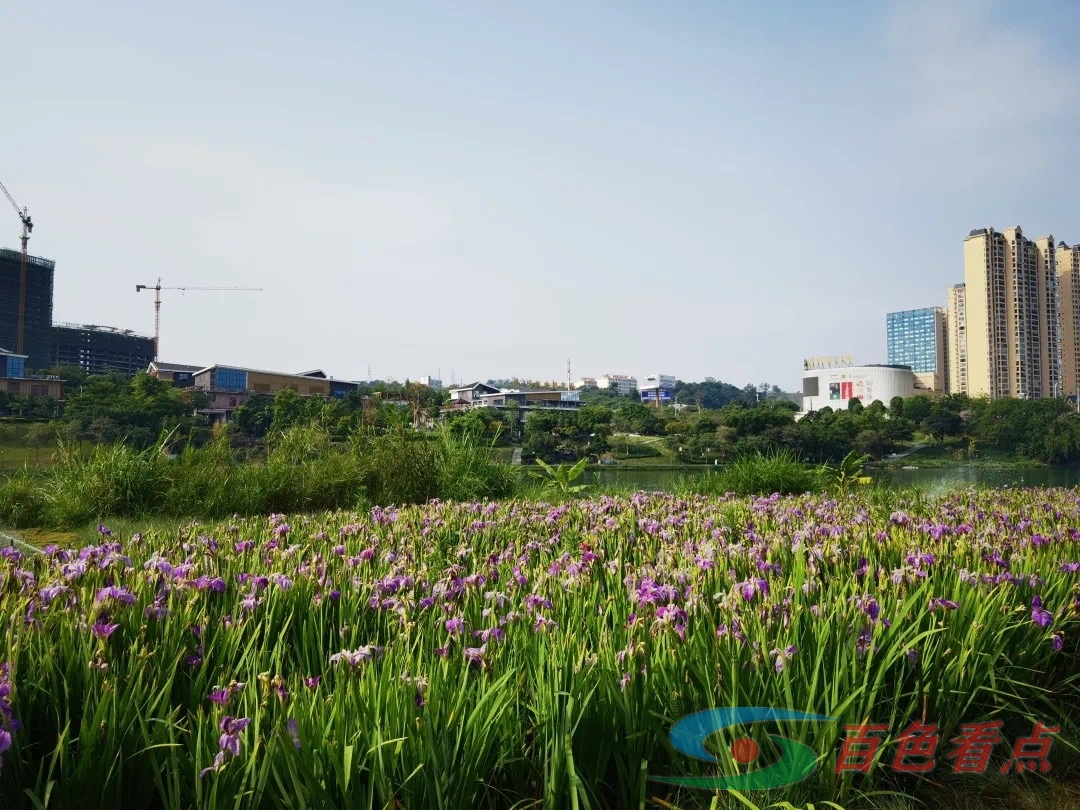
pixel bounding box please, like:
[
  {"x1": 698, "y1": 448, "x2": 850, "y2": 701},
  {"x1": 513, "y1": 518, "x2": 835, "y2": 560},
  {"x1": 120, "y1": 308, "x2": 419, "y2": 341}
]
[
  {"x1": 674, "y1": 450, "x2": 824, "y2": 498},
  {"x1": 0, "y1": 425, "x2": 519, "y2": 529}
]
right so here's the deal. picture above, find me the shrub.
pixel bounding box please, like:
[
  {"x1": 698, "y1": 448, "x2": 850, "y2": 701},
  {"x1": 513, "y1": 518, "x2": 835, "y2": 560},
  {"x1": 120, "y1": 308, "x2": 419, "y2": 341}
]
[{"x1": 675, "y1": 449, "x2": 823, "y2": 498}]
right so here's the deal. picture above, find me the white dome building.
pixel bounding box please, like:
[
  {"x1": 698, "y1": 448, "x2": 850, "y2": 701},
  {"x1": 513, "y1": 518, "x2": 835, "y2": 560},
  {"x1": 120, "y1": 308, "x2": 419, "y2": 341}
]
[{"x1": 801, "y1": 363, "x2": 915, "y2": 414}]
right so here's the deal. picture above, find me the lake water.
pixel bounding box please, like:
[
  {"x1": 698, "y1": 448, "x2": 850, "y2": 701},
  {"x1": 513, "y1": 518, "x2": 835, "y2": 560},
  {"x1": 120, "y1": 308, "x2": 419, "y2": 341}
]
[{"x1": 581, "y1": 466, "x2": 1080, "y2": 493}]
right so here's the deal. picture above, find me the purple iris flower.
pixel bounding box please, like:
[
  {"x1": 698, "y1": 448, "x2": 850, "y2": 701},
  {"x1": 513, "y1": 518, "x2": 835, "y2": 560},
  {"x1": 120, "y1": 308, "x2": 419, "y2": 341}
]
[
  {"x1": 1051, "y1": 633, "x2": 1064, "y2": 652},
  {"x1": 445, "y1": 617, "x2": 465, "y2": 635},
  {"x1": 929, "y1": 598, "x2": 960, "y2": 612},
  {"x1": 91, "y1": 620, "x2": 120, "y2": 640},
  {"x1": 855, "y1": 626, "x2": 873, "y2": 657},
  {"x1": 463, "y1": 646, "x2": 487, "y2": 667},
  {"x1": 330, "y1": 646, "x2": 383, "y2": 668},
  {"x1": 95, "y1": 586, "x2": 136, "y2": 607},
  {"x1": 206, "y1": 682, "x2": 245, "y2": 706},
  {"x1": 219, "y1": 716, "x2": 251, "y2": 756},
  {"x1": 1031, "y1": 596, "x2": 1053, "y2": 628},
  {"x1": 473, "y1": 627, "x2": 504, "y2": 644}
]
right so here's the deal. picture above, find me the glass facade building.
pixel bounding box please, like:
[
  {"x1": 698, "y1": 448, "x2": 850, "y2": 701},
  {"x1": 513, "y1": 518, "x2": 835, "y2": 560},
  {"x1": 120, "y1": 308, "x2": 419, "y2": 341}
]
[
  {"x1": 0, "y1": 351, "x2": 26, "y2": 379},
  {"x1": 886, "y1": 308, "x2": 944, "y2": 374},
  {"x1": 213, "y1": 367, "x2": 249, "y2": 391}
]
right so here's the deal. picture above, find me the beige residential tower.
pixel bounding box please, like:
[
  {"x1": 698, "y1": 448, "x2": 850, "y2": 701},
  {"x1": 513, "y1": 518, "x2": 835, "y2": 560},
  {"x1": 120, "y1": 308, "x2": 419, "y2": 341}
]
[{"x1": 957, "y1": 227, "x2": 1061, "y2": 399}]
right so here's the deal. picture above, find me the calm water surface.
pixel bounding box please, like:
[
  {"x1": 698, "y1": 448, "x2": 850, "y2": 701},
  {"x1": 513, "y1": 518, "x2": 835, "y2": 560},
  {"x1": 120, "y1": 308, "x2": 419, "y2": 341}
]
[{"x1": 581, "y1": 466, "x2": 1080, "y2": 493}]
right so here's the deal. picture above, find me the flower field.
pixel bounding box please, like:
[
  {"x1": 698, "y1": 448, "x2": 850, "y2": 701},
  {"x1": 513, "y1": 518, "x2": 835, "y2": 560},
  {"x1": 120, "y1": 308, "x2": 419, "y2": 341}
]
[{"x1": 0, "y1": 488, "x2": 1079, "y2": 809}]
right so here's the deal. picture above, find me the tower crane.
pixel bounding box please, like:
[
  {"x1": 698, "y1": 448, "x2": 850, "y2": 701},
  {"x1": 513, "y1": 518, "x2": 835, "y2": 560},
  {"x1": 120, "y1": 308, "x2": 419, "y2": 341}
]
[
  {"x1": 135, "y1": 278, "x2": 262, "y2": 362},
  {"x1": 0, "y1": 178, "x2": 33, "y2": 355}
]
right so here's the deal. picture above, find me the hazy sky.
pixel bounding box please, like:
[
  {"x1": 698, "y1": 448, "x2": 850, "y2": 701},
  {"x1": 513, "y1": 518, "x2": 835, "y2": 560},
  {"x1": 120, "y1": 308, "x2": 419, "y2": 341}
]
[{"x1": 3, "y1": 1, "x2": 1079, "y2": 389}]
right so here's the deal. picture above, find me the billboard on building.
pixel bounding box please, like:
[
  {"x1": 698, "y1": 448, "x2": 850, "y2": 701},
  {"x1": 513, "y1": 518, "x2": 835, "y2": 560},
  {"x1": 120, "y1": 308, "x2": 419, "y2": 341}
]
[
  {"x1": 641, "y1": 389, "x2": 672, "y2": 403},
  {"x1": 803, "y1": 365, "x2": 913, "y2": 414}
]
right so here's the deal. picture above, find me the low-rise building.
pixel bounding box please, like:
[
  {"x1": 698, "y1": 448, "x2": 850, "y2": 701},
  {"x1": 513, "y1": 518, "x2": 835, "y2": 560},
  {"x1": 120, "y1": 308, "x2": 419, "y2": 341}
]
[
  {"x1": 596, "y1": 374, "x2": 637, "y2": 395},
  {"x1": 573, "y1": 377, "x2": 598, "y2": 390},
  {"x1": 297, "y1": 370, "x2": 362, "y2": 398},
  {"x1": 448, "y1": 382, "x2": 502, "y2": 406},
  {"x1": 0, "y1": 347, "x2": 64, "y2": 399},
  {"x1": 191, "y1": 364, "x2": 361, "y2": 423},
  {"x1": 639, "y1": 374, "x2": 675, "y2": 404},
  {"x1": 443, "y1": 384, "x2": 583, "y2": 427},
  {"x1": 147, "y1": 361, "x2": 202, "y2": 388},
  {"x1": 416, "y1": 375, "x2": 443, "y2": 389},
  {"x1": 801, "y1": 363, "x2": 915, "y2": 414}
]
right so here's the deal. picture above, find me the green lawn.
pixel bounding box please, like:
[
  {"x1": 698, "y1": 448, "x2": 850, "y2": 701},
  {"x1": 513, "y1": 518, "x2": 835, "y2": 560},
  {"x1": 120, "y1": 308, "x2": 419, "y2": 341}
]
[
  {"x1": 0, "y1": 420, "x2": 95, "y2": 474},
  {"x1": 879, "y1": 436, "x2": 1045, "y2": 469}
]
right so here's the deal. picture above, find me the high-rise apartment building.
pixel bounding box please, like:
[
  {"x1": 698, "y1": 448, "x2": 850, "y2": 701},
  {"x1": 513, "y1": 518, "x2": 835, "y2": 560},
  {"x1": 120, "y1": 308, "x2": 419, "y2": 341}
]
[
  {"x1": 946, "y1": 284, "x2": 967, "y2": 394},
  {"x1": 0, "y1": 248, "x2": 54, "y2": 370},
  {"x1": 1058, "y1": 242, "x2": 1080, "y2": 401},
  {"x1": 886, "y1": 307, "x2": 947, "y2": 390},
  {"x1": 960, "y1": 227, "x2": 1061, "y2": 399}
]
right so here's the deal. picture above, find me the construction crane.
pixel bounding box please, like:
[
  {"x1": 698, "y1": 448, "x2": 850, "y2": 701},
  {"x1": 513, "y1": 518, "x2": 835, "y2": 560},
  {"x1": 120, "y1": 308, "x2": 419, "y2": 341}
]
[
  {"x1": 0, "y1": 178, "x2": 33, "y2": 355},
  {"x1": 135, "y1": 278, "x2": 262, "y2": 362}
]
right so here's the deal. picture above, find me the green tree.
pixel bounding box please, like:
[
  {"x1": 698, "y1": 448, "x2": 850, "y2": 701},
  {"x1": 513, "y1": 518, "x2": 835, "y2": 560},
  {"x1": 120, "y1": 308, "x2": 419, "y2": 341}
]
[
  {"x1": 232, "y1": 394, "x2": 275, "y2": 438},
  {"x1": 923, "y1": 402, "x2": 962, "y2": 444},
  {"x1": 902, "y1": 396, "x2": 932, "y2": 427},
  {"x1": 62, "y1": 371, "x2": 204, "y2": 449},
  {"x1": 855, "y1": 429, "x2": 892, "y2": 459},
  {"x1": 270, "y1": 389, "x2": 310, "y2": 434}
]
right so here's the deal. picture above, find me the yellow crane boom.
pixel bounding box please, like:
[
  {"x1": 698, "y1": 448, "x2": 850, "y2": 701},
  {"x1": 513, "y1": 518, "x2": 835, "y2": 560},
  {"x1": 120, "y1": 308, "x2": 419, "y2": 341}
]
[{"x1": 135, "y1": 278, "x2": 263, "y2": 361}]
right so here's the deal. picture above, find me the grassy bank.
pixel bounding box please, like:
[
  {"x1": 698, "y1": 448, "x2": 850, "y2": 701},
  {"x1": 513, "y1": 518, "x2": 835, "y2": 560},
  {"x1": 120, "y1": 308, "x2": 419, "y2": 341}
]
[
  {"x1": 873, "y1": 438, "x2": 1053, "y2": 470},
  {"x1": 0, "y1": 428, "x2": 851, "y2": 531},
  {"x1": 0, "y1": 426, "x2": 516, "y2": 529},
  {"x1": 0, "y1": 422, "x2": 88, "y2": 473}
]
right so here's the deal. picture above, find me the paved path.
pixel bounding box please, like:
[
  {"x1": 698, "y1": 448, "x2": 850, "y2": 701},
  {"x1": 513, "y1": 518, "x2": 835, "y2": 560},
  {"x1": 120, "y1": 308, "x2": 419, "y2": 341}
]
[{"x1": 511, "y1": 447, "x2": 522, "y2": 465}]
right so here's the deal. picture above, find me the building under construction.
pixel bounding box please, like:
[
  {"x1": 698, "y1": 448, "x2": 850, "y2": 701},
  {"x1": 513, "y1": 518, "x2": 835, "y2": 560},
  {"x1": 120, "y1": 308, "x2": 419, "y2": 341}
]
[
  {"x1": 51, "y1": 322, "x2": 154, "y2": 376},
  {"x1": 0, "y1": 247, "x2": 53, "y2": 369}
]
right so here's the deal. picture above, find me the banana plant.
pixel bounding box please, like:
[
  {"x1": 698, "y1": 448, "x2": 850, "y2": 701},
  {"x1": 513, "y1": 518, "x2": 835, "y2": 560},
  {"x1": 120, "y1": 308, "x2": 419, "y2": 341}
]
[
  {"x1": 530, "y1": 457, "x2": 591, "y2": 497},
  {"x1": 820, "y1": 449, "x2": 871, "y2": 493}
]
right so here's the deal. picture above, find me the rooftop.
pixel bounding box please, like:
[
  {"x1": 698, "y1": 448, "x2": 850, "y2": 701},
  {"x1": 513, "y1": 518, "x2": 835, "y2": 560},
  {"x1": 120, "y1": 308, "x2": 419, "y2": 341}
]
[
  {"x1": 54, "y1": 322, "x2": 153, "y2": 340},
  {"x1": 0, "y1": 248, "x2": 55, "y2": 269},
  {"x1": 194, "y1": 364, "x2": 361, "y2": 385},
  {"x1": 149, "y1": 361, "x2": 203, "y2": 374},
  {"x1": 449, "y1": 381, "x2": 500, "y2": 392}
]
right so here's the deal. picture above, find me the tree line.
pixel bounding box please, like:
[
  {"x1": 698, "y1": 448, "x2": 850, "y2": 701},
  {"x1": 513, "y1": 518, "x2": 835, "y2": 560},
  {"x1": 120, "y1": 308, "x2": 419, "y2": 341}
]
[{"x1": 6, "y1": 368, "x2": 1080, "y2": 465}]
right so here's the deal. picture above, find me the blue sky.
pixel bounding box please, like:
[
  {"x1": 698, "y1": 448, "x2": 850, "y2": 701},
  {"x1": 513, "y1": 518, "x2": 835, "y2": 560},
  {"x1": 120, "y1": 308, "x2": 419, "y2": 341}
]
[{"x1": 3, "y1": 0, "x2": 1079, "y2": 388}]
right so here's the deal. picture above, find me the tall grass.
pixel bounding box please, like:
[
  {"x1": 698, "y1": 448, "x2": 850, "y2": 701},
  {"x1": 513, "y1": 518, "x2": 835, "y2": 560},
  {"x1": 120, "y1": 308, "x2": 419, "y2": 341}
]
[
  {"x1": 674, "y1": 450, "x2": 824, "y2": 498},
  {"x1": 0, "y1": 425, "x2": 519, "y2": 529},
  {"x1": 0, "y1": 489, "x2": 1076, "y2": 808}
]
